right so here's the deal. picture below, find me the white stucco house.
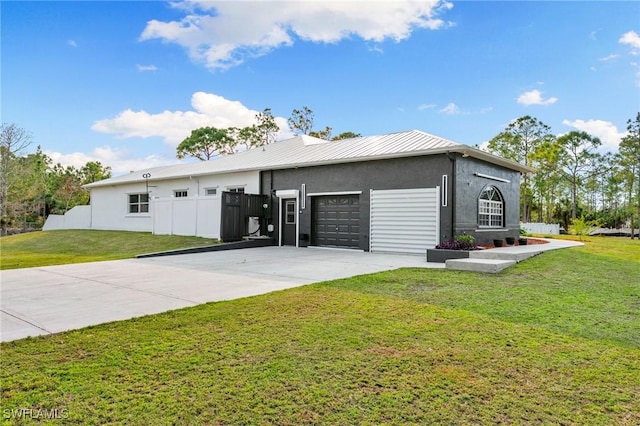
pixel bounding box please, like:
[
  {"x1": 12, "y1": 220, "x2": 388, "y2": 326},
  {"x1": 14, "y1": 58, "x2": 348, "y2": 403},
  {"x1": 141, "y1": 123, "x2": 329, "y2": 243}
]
[{"x1": 76, "y1": 165, "x2": 260, "y2": 239}]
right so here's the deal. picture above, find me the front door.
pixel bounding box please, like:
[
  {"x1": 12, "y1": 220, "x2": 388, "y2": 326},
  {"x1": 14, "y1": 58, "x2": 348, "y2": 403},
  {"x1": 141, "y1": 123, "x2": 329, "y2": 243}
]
[{"x1": 281, "y1": 199, "x2": 297, "y2": 246}]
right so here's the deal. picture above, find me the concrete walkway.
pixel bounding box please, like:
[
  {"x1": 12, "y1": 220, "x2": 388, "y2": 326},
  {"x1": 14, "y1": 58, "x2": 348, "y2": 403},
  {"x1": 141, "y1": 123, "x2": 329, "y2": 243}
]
[
  {"x1": 0, "y1": 247, "x2": 439, "y2": 342},
  {"x1": 445, "y1": 238, "x2": 584, "y2": 272}
]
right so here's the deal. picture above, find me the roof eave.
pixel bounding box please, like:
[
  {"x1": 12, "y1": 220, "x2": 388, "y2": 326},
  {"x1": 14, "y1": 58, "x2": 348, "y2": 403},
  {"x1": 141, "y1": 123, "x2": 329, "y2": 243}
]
[
  {"x1": 447, "y1": 146, "x2": 536, "y2": 174},
  {"x1": 84, "y1": 144, "x2": 535, "y2": 189}
]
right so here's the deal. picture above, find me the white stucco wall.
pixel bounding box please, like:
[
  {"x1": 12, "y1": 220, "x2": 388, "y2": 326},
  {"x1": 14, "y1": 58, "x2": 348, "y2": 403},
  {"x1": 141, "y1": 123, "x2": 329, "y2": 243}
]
[{"x1": 89, "y1": 170, "x2": 259, "y2": 237}]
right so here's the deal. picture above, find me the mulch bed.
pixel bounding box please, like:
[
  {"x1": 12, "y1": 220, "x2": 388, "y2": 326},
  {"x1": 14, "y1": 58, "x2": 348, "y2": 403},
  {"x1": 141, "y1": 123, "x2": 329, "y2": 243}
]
[{"x1": 479, "y1": 237, "x2": 549, "y2": 249}]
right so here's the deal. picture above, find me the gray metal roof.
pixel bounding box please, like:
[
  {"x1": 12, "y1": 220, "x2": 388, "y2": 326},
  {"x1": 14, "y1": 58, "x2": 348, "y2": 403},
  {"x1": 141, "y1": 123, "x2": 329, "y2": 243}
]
[{"x1": 86, "y1": 130, "x2": 533, "y2": 188}]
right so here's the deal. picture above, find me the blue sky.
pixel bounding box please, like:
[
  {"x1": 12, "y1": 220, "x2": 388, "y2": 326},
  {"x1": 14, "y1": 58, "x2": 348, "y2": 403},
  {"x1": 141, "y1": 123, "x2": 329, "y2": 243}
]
[{"x1": 3, "y1": 1, "x2": 639, "y2": 176}]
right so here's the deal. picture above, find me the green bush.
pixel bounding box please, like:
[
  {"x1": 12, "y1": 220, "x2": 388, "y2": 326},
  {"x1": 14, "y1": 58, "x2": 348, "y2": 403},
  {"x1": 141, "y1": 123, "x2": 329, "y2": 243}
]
[{"x1": 569, "y1": 216, "x2": 600, "y2": 240}]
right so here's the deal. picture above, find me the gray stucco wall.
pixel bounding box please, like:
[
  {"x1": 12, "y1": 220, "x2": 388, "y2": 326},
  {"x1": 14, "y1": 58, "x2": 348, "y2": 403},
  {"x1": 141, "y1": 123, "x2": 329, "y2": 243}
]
[
  {"x1": 261, "y1": 154, "x2": 455, "y2": 250},
  {"x1": 454, "y1": 157, "x2": 521, "y2": 244},
  {"x1": 260, "y1": 153, "x2": 523, "y2": 249}
]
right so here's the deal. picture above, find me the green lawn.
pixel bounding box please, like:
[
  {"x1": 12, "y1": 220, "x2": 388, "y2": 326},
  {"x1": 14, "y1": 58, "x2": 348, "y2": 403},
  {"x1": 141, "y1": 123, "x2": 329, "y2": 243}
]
[
  {"x1": 0, "y1": 230, "x2": 218, "y2": 270},
  {"x1": 1, "y1": 237, "x2": 639, "y2": 424}
]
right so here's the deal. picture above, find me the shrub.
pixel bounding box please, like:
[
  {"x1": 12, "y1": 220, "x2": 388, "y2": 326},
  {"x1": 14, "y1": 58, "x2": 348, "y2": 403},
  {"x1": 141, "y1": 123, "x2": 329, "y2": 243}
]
[
  {"x1": 569, "y1": 216, "x2": 600, "y2": 241},
  {"x1": 436, "y1": 234, "x2": 478, "y2": 250}
]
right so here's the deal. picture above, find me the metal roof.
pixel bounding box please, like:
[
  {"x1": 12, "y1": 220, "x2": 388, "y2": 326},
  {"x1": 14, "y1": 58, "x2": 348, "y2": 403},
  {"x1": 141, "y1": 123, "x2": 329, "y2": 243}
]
[{"x1": 86, "y1": 130, "x2": 533, "y2": 188}]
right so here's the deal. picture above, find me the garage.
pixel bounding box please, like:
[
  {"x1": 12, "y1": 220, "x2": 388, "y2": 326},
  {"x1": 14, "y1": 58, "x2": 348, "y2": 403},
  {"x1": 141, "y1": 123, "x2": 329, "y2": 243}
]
[
  {"x1": 312, "y1": 194, "x2": 360, "y2": 248},
  {"x1": 370, "y1": 188, "x2": 440, "y2": 254}
]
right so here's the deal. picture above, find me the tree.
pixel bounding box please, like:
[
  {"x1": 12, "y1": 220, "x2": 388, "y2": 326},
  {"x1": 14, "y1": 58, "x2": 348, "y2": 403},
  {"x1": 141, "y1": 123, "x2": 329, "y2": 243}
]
[
  {"x1": 9, "y1": 147, "x2": 50, "y2": 227},
  {"x1": 1, "y1": 123, "x2": 33, "y2": 235},
  {"x1": 487, "y1": 116, "x2": 553, "y2": 222},
  {"x1": 288, "y1": 106, "x2": 314, "y2": 135},
  {"x1": 79, "y1": 161, "x2": 112, "y2": 185},
  {"x1": 50, "y1": 165, "x2": 85, "y2": 213},
  {"x1": 231, "y1": 108, "x2": 281, "y2": 150},
  {"x1": 310, "y1": 126, "x2": 332, "y2": 141},
  {"x1": 556, "y1": 131, "x2": 602, "y2": 220},
  {"x1": 332, "y1": 131, "x2": 362, "y2": 141},
  {"x1": 530, "y1": 137, "x2": 563, "y2": 222},
  {"x1": 176, "y1": 127, "x2": 237, "y2": 160},
  {"x1": 619, "y1": 112, "x2": 640, "y2": 238}
]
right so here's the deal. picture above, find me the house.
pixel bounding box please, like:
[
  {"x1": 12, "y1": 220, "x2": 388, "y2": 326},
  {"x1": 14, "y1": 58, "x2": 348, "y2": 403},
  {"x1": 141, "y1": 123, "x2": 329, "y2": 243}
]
[{"x1": 48, "y1": 130, "x2": 533, "y2": 253}]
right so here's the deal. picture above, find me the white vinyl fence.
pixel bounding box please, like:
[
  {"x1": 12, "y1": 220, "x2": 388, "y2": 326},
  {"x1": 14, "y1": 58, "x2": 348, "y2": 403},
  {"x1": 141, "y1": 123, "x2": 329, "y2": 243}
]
[
  {"x1": 43, "y1": 206, "x2": 92, "y2": 231},
  {"x1": 520, "y1": 222, "x2": 560, "y2": 235}
]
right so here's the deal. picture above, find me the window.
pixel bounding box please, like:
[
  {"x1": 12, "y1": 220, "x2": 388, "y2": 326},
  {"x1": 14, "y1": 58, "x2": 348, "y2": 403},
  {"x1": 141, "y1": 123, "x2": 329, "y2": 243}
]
[
  {"x1": 205, "y1": 188, "x2": 217, "y2": 196},
  {"x1": 285, "y1": 200, "x2": 296, "y2": 224},
  {"x1": 478, "y1": 186, "x2": 504, "y2": 228},
  {"x1": 128, "y1": 193, "x2": 149, "y2": 214},
  {"x1": 174, "y1": 190, "x2": 188, "y2": 198},
  {"x1": 227, "y1": 187, "x2": 245, "y2": 193}
]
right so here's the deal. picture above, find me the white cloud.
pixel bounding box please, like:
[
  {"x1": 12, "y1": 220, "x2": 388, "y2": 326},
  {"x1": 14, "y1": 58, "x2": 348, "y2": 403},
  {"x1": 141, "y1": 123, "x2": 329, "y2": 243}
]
[
  {"x1": 136, "y1": 64, "x2": 158, "y2": 72},
  {"x1": 517, "y1": 89, "x2": 558, "y2": 106},
  {"x1": 562, "y1": 119, "x2": 627, "y2": 151},
  {"x1": 67, "y1": 39, "x2": 77, "y2": 47},
  {"x1": 418, "y1": 103, "x2": 436, "y2": 111},
  {"x1": 92, "y1": 91, "x2": 293, "y2": 146},
  {"x1": 619, "y1": 30, "x2": 640, "y2": 53},
  {"x1": 45, "y1": 146, "x2": 179, "y2": 177},
  {"x1": 598, "y1": 53, "x2": 619, "y2": 62},
  {"x1": 140, "y1": 0, "x2": 454, "y2": 70},
  {"x1": 439, "y1": 102, "x2": 460, "y2": 115}
]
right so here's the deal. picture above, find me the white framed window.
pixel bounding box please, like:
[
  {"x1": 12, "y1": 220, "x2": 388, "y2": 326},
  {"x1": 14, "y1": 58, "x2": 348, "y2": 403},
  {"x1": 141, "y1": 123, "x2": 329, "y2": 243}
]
[
  {"x1": 128, "y1": 193, "x2": 149, "y2": 214},
  {"x1": 285, "y1": 200, "x2": 296, "y2": 224},
  {"x1": 227, "y1": 187, "x2": 245, "y2": 193},
  {"x1": 174, "y1": 190, "x2": 188, "y2": 198},
  {"x1": 205, "y1": 188, "x2": 217, "y2": 196},
  {"x1": 478, "y1": 186, "x2": 504, "y2": 228}
]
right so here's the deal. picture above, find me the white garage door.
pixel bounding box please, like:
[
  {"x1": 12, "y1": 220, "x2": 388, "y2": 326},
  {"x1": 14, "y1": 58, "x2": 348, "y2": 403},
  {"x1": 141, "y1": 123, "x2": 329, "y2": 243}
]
[{"x1": 370, "y1": 187, "x2": 440, "y2": 254}]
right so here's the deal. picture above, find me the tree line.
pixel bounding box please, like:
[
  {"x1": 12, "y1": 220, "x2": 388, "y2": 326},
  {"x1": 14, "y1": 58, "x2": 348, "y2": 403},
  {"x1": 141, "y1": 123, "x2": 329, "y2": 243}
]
[
  {"x1": 175, "y1": 106, "x2": 361, "y2": 161},
  {"x1": 0, "y1": 123, "x2": 111, "y2": 236},
  {"x1": 486, "y1": 113, "x2": 640, "y2": 235}
]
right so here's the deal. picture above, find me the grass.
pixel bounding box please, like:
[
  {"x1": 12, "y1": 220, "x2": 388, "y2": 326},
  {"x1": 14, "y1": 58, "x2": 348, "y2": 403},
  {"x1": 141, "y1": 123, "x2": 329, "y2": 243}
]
[
  {"x1": 1, "y1": 237, "x2": 639, "y2": 424},
  {"x1": 0, "y1": 230, "x2": 218, "y2": 270}
]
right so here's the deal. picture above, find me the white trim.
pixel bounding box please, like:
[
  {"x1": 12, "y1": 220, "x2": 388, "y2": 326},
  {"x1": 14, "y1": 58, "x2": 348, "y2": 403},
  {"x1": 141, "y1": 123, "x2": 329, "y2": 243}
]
[
  {"x1": 474, "y1": 172, "x2": 511, "y2": 183},
  {"x1": 300, "y1": 184, "x2": 306, "y2": 209},
  {"x1": 435, "y1": 186, "x2": 441, "y2": 246},
  {"x1": 275, "y1": 189, "x2": 299, "y2": 198},
  {"x1": 369, "y1": 189, "x2": 373, "y2": 252},
  {"x1": 441, "y1": 175, "x2": 448, "y2": 207},
  {"x1": 275, "y1": 189, "x2": 299, "y2": 247},
  {"x1": 307, "y1": 190, "x2": 362, "y2": 197}
]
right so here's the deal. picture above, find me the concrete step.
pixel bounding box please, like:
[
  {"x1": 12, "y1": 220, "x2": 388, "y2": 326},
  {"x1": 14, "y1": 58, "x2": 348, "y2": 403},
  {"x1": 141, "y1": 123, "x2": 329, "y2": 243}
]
[
  {"x1": 469, "y1": 249, "x2": 543, "y2": 262},
  {"x1": 446, "y1": 258, "x2": 516, "y2": 273}
]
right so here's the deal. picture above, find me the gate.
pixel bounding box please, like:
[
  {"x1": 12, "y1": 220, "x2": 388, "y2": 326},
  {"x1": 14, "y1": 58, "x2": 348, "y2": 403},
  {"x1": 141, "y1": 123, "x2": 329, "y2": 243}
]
[{"x1": 220, "y1": 192, "x2": 270, "y2": 242}]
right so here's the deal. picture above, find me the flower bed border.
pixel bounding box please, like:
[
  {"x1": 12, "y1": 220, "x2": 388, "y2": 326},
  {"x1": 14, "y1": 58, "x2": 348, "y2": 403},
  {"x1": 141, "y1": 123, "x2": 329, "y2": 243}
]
[{"x1": 426, "y1": 248, "x2": 471, "y2": 263}]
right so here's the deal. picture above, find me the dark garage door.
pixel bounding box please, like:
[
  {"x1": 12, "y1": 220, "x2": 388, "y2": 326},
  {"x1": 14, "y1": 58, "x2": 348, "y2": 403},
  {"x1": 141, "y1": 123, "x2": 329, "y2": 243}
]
[{"x1": 312, "y1": 195, "x2": 360, "y2": 248}]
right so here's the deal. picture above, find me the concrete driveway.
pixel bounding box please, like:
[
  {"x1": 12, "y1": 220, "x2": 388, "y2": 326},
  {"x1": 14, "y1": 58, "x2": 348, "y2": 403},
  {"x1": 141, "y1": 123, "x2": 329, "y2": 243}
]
[{"x1": 1, "y1": 247, "x2": 439, "y2": 342}]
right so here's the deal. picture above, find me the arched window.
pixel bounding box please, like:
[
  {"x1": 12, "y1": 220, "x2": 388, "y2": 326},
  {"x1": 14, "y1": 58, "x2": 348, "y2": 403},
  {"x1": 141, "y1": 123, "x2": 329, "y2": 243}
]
[{"x1": 478, "y1": 186, "x2": 504, "y2": 228}]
